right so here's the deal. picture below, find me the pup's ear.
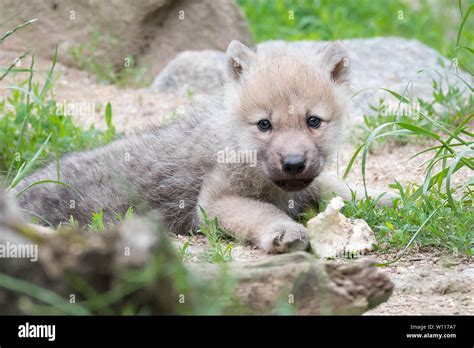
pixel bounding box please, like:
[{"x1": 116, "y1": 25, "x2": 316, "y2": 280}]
[
  {"x1": 226, "y1": 40, "x2": 256, "y2": 80},
  {"x1": 319, "y1": 42, "x2": 350, "y2": 84}
]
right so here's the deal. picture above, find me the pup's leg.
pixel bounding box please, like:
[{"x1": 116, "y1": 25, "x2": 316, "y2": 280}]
[
  {"x1": 197, "y1": 195, "x2": 309, "y2": 253},
  {"x1": 315, "y1": 171, "x2": 396, "y2": 206}
]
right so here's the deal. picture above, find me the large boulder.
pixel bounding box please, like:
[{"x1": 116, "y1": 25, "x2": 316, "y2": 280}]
[
  {"x1": 151, "y1": 50, "x2": 228, "y2": 95},
  {"x1": 151, "y1": 37, "x2": 472, "y2": 118},
  {"x1": 0, "y1": 0, "x2": 252, "y2": 78}
]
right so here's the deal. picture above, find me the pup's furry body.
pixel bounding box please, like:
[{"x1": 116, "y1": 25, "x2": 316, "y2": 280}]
[{"x1": 16, "y1": 41, "x2": 390, "y2": 253}]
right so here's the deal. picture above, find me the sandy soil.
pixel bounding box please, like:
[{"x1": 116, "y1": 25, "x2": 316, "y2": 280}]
[
  {"x1": 1, "y1": 50, "x2": 472, "y2": 315},
  {"x1": 364, "y1": 250, "x2": 473, "y2": 315},
  {"x1": 0, "y1": 51, "x2": 189, "y2": 132}
]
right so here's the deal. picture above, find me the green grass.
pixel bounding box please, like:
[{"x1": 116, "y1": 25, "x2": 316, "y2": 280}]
[
  {"x1": 238, "y1": 0, "x2": 473, "y2": 72},
  {"x1": 0, "y1": 21, "x2": 120, "y2": 190},
  {"x1": 341, "y1": 80, "x2": 473, "y2": 256},
  {"x1": 342, "y1": 184, "x2": 473, "y2": 257},
  {"x1": 63, "y1": 206, "x2": 135, "y2": 232},
  {"x1": 0, "y1": 84, "x2": 118, "y2": 178},
  {"x1": 198, "y1": 206, "x2": 234, "y2": 263},
  {"x1": 353, "y1": 74, "x2": 474, "y2": 150},
  {"x1": 177, "y1": 238, "x2": 191, "y2": 261},
  {"x1": 89, "y1": 208, "x2": 105, "y2": 231},
  {"x1": 0, "y1": 68, "x2": 118, "y2": 186}
]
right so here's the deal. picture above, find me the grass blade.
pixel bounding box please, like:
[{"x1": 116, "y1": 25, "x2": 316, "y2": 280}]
[
  {"x1": 0, "y1": 273, "x2": 90, "y2": 315},
  {"x1": 15, "y1": 179, "x2": 84, "y2": 200},
  {"x1": 0, "y1": 18, "x2": 37, "y2": 43},
  {"x1": 0, "y1": 51, "x2": 29, "y2": 81},
  {"x1": 4, "y1": 53, "x2": 35, "y2": 184},
  {"x1": 8, "y1": 132, "x2": 52, "y2": 189}
]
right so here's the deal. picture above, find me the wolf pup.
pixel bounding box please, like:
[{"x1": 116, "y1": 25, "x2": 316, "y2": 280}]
[{"x1": 16, "y1": 40, "x2": 392, "y2": 253}]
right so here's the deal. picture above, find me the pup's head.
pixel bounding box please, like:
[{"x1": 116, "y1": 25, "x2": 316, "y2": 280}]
[{"x1": 225, "y1": 40, "x2": 351, "y2": 192}]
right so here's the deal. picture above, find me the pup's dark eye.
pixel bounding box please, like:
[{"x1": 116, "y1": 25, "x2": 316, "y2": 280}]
[
  {"x1": 257, "y1": 119, "x2": 272, "y2": 132},
  {"x1": 307, "y1": 116, "x2": 322, "y2": 129}
]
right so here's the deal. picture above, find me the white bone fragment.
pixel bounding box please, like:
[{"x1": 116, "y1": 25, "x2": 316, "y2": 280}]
[{"x1": 307, "y1": 197, "x2": 376, "y2": 258}]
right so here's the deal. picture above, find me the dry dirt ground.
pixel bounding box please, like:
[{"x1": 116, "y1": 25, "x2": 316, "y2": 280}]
[{"x1": 1, "y1": 52, "x2": 472, "y2": 315}]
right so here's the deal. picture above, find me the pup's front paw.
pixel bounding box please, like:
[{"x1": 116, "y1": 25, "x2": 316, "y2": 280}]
[{"x1": 260, "y1": 221, "x2": 310, "y2": 254}]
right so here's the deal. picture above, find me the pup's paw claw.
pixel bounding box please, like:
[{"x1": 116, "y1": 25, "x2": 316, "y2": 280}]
[{"x1": 262, "y1": 222, "x2": 309, "y2": 253}]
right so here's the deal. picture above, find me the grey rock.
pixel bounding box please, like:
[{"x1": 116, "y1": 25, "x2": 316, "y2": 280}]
[{"x1": 151, "y1": 50, "x2": 228, "y2": 96}]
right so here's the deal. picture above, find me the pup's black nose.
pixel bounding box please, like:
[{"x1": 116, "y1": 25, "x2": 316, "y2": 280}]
[{"x1": 282, "y1": 155, "x2": 306, "y2": 174}]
